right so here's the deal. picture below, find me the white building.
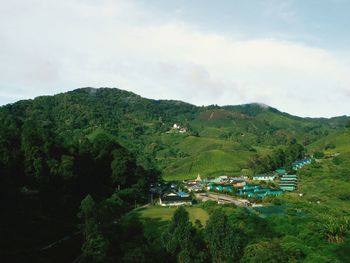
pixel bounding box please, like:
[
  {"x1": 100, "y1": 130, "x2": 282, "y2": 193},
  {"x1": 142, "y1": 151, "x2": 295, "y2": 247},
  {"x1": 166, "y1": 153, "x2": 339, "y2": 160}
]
[{"x1": 252, "y1": 175, "x2": 276, "y2": 181}]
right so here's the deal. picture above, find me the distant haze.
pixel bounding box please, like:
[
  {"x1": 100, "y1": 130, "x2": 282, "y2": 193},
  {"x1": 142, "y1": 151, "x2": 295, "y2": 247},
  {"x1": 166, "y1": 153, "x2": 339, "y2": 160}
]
[{"x1": 1, "y1": 0, "x2": 350, "y2": 117}]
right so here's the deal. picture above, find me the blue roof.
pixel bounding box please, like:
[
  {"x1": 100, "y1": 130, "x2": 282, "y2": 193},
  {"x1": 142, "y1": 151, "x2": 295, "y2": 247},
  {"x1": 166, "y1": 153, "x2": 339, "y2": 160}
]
[{"x1": 176, "y1": 191, "x2": 188, "y2": 196}]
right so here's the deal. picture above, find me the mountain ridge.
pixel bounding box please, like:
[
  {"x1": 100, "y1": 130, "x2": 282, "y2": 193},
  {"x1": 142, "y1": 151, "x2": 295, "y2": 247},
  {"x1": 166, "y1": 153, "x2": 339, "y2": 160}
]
[
  {"x1": 1, "y1": 87, "x2": 349, "y2": 180},
  {"x1": 3, "y1": 87, "x2": 349, "y2": 120}
]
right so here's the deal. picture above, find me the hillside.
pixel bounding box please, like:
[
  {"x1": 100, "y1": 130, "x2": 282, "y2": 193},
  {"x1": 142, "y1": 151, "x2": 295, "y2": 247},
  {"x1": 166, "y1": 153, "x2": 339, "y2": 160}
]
[
  {"x1": 0, "y1": 87, "x2": 348, "y2": 180},
  {"x1": 1, "y1": 87, "x2": 350, "y2": 262}
]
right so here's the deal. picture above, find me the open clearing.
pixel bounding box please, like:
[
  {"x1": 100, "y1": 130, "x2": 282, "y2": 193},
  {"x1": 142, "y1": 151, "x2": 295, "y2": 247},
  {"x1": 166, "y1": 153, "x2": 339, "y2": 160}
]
[{"x1": 136, "y1": 205, "x2": 209, "y2": 225}]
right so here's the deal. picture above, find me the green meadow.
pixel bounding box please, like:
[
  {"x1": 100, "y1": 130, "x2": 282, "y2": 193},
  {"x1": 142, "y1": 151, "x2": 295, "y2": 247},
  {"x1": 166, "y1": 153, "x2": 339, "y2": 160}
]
[{"x1": 136, "y1": 205, "x2": 209, "y2": 226}]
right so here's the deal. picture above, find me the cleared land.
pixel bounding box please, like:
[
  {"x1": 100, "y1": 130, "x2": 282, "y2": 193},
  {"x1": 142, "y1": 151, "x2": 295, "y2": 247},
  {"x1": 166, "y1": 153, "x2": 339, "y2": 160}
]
[{"x1": 136, "y1": 205, "x2": 209, "y2": 225}]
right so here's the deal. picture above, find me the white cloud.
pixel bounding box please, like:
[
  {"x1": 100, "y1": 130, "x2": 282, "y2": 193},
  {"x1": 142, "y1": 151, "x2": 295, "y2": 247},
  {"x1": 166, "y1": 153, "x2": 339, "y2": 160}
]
[{"x1": 0, "y1": 0, "x2": 349, "y2": 117}]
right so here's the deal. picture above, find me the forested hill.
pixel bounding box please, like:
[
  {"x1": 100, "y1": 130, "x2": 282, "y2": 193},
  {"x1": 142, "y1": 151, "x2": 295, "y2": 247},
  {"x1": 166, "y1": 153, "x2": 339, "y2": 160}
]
[
  {"x1": 0, "y1": 87, "x2": 349, "y2": 180},
  {"x1": 1, "y1": 87, "x2": 350, "y2": 262}
]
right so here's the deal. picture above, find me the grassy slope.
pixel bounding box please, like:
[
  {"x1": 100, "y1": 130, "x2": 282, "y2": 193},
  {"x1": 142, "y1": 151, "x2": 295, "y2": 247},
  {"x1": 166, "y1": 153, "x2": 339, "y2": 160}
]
[
  {"x1": 157, "y1": 134, "x2": 253, "y2": 180},
  {"x1": 158, "y1": 107, "x2": 338, "y2": 181},
  {"x1": 280, "y1": 129, "x2": 350, "y2": 217},
  {"x1": 308, "y1": 129, "x2": 350, "y2": 154}
]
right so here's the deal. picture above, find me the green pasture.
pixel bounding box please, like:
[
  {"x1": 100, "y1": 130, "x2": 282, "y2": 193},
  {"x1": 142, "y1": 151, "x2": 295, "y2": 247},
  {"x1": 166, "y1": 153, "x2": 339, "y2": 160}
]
[{"x1": 136, "y1": 205, "x2": 209, "y2": 226}]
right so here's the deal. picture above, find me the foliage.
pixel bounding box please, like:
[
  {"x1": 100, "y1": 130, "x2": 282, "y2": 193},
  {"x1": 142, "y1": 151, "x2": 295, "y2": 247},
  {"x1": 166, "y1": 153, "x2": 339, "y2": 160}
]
[
  {"x1": 314, "y1": 151, "x2": 325, "y2": 159},
  {"x1": 241, "y1": 240, "x2": 285, "y2": 263},
  {"x1": 247, "y1": 141, "x2": 306, "y2": 173},
  {"x1": 322, "y1": 216, "x2": 350, "y2": 244},
  {"x1": 1, "y1": 87, "x2": 350, "y2": 262},
  {"x1": 161, "y1": 207, "x2": 208, "y2": 263},
  {"x1": 205, "y1": 208, "x2": 244, "y2": 262}
]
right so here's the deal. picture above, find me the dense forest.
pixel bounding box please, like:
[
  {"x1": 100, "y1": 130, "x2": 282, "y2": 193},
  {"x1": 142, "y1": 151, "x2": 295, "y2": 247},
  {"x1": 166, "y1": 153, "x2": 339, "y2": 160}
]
[{"x1": 0, "y1": 87, "x2": 349, "y2": 262}]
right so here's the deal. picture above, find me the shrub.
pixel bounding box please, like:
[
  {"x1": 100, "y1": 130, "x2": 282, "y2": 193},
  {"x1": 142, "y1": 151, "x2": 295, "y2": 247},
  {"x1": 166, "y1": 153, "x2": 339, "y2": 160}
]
[
  {"x1": 313, "y1": 151, "x2": 325, "y2": 159},
  {"x1": 325, "y1": 143, "x2": 336, "y2": 150},
  {"x1": 332, "y1": 156, "x2": 342, "y2": 165}
]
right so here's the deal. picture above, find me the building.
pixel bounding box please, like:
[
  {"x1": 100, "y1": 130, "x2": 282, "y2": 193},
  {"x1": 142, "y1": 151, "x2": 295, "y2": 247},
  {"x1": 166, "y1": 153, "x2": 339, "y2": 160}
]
[
  {"x1": 187, "y1": 184, "x2": 204, "y2": 192},
  {"x1": 176, "y1": 191, "x2": 190, "y2": 197},
  {"x1": 237, "y1": 186, "x2": 283, "y2": 198},
  {"x1": 159, "y1": 192, "x2": 192, "y2": 206},
  {"x1": 275, "y1": 169, "x2": 287, "y2": 175},
  {"x1": 233, "y1": 182, "x2": 246, "y2": 187},
  {"x1": 279, "y1": 174, "x2": 298, "y2": 191},
  {"x1": 253, "y1": 175, "x2": 276, "y2": 181},
  {"x1": 207, "y1": 184, "x2": 233, "y2": 192},
  {"x1": 292, "y1": 159, "x2": 311, "y2": 170}
]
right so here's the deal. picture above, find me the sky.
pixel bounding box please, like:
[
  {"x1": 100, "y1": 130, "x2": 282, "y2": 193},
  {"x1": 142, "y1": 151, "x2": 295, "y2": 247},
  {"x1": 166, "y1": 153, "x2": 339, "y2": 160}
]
[{"x1": 1, "y1": 0, "x2": 350, "y2": 117}]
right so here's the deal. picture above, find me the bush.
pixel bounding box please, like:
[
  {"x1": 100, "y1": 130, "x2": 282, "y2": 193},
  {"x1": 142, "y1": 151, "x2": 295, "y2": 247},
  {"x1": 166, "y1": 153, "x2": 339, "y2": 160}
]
[
  {"x1": 325, "y1": 143, "x2": 336, "y2": 150},
  {"x1": 332, "y1": 156, "x2": 342, "y2": 165},
  {"x1": 313, "y1": 151, "x2": 325, "y2": 159}
]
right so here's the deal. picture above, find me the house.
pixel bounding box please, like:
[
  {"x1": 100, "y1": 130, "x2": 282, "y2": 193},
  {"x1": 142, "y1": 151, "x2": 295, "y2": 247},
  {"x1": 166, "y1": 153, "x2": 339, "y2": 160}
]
[
  {"x1": 159, "y1": 195, "x2": 192, "y2": 206},
  {"x1": 237, "y1": 185, "x2": 283, "y2": 198},
  {"x1": 187, "y1": 184, "x2": 204, "y2": 192},
  {"x1": 176, "y1": 191, "x2": 190, "y2": 197},
  {"x1": 207, "y1": 184, "x2": 234, "y2": 192},
  {"x1": 179, "y1": 128, "x2": 187, "y2": 133},
  {"x1": 253, "y1": 175, "x2": 276, "y2": 181},
  {"x1": 275, "y1": 169, "x2": 287, "y2": 175},
  {"x1": 243, "y1": 185, "x2": 260, "y2": 191},
  {"x1": 230, "y1": 176, "x2": 248, "y2": 182},
  {"x1": 219, "y1": 176, "x2": 229, "y2": 182},
  {"x1": 207, "y1": 184, "x2": 223, "y2": 191},
  {"x1": 279, "y1": 174, "x2": 298, "y2": 191},
  {"x1": 233, "y1": 182, "x2": 246, "y2": 187},
  {"x1": 292, "y1": 159, "x2": 311, "y2": 170}
]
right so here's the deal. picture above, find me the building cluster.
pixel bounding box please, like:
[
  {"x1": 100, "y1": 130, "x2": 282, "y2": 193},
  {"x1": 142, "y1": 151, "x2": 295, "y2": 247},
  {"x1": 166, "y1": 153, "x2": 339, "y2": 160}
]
[
  {"x1": 184, "y1": 174, "x2": 249, "y2": 193},
  {"x1": 184, "y1": 174, "x2": 283, "y2": 198},
  {"x1": 169, "y1": 123, "x2": 187, "y2": 134},
  {"x1": 292, "y1": 158, "x2": 312, "y2": 170},
  {"x1": 253, "y1": 170, "x2": 298, "y2": 192},
  {"x1": 155, "y1": 158, "x2": 311, "y2": 207},
  {"x1": 279, "y1": 174, "x2": 298, "y2": 191},
  {"x1": 237, "y1": 185, "x2": 283, "y2": 198}
]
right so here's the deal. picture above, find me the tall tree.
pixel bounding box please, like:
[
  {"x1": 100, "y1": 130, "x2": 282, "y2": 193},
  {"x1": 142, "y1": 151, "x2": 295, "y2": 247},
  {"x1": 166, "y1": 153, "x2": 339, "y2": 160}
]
[
  {"x1": 162, "y1": 207, "x2": 207, "y2": 263},
  {"x1": 205, "y1": 208, "x2": 244, "y2": 263}
]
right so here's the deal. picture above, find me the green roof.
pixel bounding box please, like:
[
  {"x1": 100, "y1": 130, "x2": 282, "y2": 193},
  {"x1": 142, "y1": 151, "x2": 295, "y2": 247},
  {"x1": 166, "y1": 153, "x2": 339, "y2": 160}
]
[
  {"x1": 280, "y1": 186, "x2": 295, "y2": 191},
  {"x1": 282, "y1": 174, "x2": 297, "y2": 178},
  {"x1": 280, "y1": 177, "x2": 297, "y2": 181},
  {"x1": 275, "y1": 169, "x2": 287, "y2": 173}
]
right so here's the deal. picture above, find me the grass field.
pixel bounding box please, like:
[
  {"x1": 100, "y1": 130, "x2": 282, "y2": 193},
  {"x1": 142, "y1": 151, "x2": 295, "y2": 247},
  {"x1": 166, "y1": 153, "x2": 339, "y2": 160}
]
[
  {"x1": 162, "y1": 149, "x2": 251, "y2": 180},
  {"x1": 136, "y1": 205, "x2": 209, "y2": 226}
]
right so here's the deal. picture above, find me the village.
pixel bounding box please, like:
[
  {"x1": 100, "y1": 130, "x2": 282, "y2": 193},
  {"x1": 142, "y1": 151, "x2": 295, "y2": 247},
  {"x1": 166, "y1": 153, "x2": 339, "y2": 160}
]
[{"x1": 151, "y1": 158, "x2": 312, "y2": 207}]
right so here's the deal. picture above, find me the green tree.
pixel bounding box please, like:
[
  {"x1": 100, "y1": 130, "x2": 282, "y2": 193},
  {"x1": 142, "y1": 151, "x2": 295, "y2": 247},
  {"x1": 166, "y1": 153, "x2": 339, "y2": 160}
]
[
  {"x1": 78, "y1": 195, "x2": 109, "y2": 263},
  {"x1": 313, "y1": 151, "x2": 325, "y2": 159},
  {"x1": 162, "y1": 207, "x2": 207, "y2": 263},
  {"x1": 205, "y1": 208, "x2": 244, "y2": 263}
]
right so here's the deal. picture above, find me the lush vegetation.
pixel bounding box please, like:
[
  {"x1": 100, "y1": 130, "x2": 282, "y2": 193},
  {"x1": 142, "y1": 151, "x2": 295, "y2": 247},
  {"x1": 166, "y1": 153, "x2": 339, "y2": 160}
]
[
  {"x1": 134, "y1": 203, "x2": 350, "y2": 262},
  {"x1": 247, "y1": 139, "x2": 306, "y2": 174},
  {"x1": 0, "y1": 87, "x2": 349, "y2": 262}
]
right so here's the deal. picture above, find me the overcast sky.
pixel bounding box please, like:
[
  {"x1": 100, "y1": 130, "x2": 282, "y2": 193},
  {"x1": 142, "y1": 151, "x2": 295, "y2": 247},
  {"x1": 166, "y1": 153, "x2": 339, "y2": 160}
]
[{"x1": 1, "y1": 0, "x2": 350, "y2": 117}]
